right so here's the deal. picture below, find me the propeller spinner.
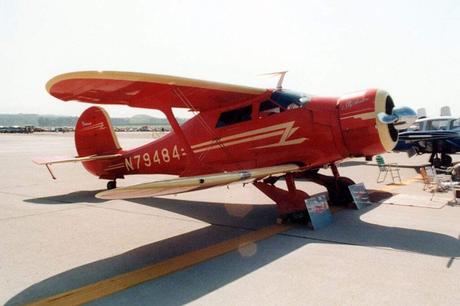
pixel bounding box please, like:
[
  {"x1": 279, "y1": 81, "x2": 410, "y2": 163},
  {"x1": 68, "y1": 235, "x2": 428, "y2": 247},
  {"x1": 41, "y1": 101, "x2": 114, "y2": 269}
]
[{"x1": 377, "y1": 106, "x2": 417, "y2": 130}]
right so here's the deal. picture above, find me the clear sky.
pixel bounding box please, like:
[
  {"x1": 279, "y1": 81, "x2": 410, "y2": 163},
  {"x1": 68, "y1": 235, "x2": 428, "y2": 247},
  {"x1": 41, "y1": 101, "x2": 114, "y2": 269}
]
[{"x1": 1, "y1": 0, "x2": 459, "y2": 118}]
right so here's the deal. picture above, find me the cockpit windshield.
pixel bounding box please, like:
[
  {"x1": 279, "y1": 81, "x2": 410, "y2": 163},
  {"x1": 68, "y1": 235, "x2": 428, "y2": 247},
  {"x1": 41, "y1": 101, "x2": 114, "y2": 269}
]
[
  {"x1": 426, "y1": 119, "x2": 451, "y2": 130},
  {"x1": 270, "y1": 90, "x2": 311, "y2": 109}
]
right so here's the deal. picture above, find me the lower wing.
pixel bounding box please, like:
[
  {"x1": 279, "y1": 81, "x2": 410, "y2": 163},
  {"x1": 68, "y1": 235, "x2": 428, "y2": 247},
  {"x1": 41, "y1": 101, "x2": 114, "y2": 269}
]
[
  {"x1": 398, "y1": 130, "x2": 459, "y2": 142},
  {"x1": 96, "y1": 164, "x2": 300, "y2": 200}
]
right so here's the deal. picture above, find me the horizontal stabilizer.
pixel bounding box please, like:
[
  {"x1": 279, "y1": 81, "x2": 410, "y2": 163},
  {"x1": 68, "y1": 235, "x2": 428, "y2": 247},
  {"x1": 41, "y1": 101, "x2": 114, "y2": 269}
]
[
  {"x1": 33, "y1": 153, "x2": 122, "y2": 180},
  {"x1": 33, "y1": 154, "x2": 122, "y2": 165},
  {"x1": 96, "y1": 164, "x2": 300, "y2": 200}
]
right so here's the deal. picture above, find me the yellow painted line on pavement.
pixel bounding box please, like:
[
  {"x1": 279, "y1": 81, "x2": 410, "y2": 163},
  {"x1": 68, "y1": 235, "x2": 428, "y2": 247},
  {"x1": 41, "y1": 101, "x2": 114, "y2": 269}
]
[
  {"x1": 28, "y1": 224, "x2": 293, "y2": 306},
  {"x1": 378, "y1": 175, "x2": 421, "y2": 192}
]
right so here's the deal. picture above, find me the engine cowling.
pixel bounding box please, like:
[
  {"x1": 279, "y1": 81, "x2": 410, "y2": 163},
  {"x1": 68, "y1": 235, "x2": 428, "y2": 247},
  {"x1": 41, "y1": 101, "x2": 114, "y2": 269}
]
[{"x1": 337, "y1": 89, "x2": 400, "y2": 157}]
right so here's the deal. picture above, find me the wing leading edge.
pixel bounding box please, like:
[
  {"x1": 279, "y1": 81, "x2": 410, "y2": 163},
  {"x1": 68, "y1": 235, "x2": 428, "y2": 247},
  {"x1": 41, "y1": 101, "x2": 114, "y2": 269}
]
[
  {"x1": 46, "y1": 71, "x2": 267, "y2": 111},
  {"x1": 96, "y1": 164, "x2": 300, "y2": 200},
  {"x1": 398, "y1": 130, "x2": 460, "y2": 142}
]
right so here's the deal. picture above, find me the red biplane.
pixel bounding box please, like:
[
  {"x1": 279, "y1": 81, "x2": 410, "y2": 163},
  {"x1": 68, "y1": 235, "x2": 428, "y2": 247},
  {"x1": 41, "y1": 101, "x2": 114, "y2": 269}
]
[{"x1": 36, "y1": 71, "x2": 416, "y2": 220}]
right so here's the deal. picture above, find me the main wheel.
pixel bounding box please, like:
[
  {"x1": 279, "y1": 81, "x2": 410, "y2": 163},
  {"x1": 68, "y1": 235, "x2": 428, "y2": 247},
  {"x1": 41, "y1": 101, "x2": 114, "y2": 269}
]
[
  {"x1": 432, "y1": 157, "x2": 442, "y2": 168},
  {"x1": 107, "y1": 180, "x2": 117, "y2": 190},
  {"x1": 327, "y1": 176, "x2": 355, "y2": 206},
  {"x1": 441, "y1": 154, "x2": 453, "y2": 167},
  {"x1": 284, "y1": 211, "x2": 309, "y2": 224}
]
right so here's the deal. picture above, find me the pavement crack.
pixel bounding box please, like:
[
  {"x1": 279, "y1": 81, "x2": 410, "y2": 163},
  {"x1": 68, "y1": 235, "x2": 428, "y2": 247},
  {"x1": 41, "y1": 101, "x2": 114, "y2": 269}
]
[
  {"x1": 0, "y1": 206, "x2": 85, "y2": 221},
  {"x1": 278, "y1": 231, "x2": 458, "y2": 258}
]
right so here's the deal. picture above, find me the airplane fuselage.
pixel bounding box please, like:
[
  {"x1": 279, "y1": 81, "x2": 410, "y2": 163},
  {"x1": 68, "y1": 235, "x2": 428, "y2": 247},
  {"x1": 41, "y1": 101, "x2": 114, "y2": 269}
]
[{"x1": 81, "y1": 89, "x2": 398, "y2": 180}]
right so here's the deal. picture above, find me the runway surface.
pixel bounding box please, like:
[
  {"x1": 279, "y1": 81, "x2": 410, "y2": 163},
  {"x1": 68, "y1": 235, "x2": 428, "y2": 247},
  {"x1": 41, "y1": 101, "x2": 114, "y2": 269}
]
[{"x1": 1, "y1": 133, "x2": 460, "y2": 305}]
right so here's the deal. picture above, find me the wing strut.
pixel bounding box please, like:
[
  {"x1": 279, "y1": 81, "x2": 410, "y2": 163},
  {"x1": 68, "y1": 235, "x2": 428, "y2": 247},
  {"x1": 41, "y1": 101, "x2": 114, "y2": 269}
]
[
  {"x1": 162, "y1": 108, "x2": 195, "y2": 157},
  {"x1": 169, "y1": 86, "x2": 244, "y2": 172},
  {"x1": 171, "y1": 86, "x2": 245, "y2": 169},
  {"x1": 45, "y1": 164, "x2": 57, "y2": 180},
  {"x1": 161, "y1": 105, "x2": 204, "y2": 174}
]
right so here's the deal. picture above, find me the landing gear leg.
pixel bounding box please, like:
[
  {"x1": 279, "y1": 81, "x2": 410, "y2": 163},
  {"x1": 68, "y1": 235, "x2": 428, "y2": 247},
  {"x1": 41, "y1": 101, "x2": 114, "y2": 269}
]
[
  {"x1": 107, "y1": 180, "x2": 117, "y2": 190},
  {"x1": 254, "y1": 165, "x2": 356, "y2": 223},
  {"x1": 301, "y1": 164, "x2": 355, "y2": 207},
  {"x1": 430, "y1": 141, "x2": 442, "y2": 168},
  {"x1": 431, "y1": 154, "x2": 441, "y2": 168},
  {"x1": 254, "y1": 173, "x2": 309, "y2": 223}
]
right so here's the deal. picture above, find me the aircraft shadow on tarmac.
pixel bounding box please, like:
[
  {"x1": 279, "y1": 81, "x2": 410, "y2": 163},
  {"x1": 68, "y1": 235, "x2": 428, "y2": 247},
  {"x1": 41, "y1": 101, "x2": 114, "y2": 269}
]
[
  {"x1": 24, "y1": 190, "x2": 108, "y2": 204},
  {"x1": 9, "y1": 190, "x2": 460, "y2": 305}
]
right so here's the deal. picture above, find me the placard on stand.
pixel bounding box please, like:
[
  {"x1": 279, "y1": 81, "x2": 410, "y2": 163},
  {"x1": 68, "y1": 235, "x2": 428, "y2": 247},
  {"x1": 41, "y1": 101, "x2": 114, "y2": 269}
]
[
  {"x1": 305, "y1": 194, "x2": 332, "y2": 230},
  {"x1": 348, "y1": 183, "x2": 372, "y2": 210}
]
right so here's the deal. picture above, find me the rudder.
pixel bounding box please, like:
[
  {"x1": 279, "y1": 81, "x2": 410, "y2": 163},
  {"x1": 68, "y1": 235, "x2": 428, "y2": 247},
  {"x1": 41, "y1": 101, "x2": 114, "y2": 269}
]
[{"x1": 75, "y1": 106, "x2": 121, "y2": 157}]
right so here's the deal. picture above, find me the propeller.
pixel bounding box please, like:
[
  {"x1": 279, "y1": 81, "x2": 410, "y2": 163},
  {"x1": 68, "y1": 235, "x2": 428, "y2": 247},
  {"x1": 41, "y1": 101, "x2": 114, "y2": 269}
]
[{"x1": 377, "y1": 106, "x2": 417, "y2": 130}]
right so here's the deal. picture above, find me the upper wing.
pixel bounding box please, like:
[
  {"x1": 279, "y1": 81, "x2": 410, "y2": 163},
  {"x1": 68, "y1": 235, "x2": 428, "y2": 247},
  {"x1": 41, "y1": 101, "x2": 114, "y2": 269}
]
[
  {"x1": 96, "y1": 164, "x2": 300, "y2": 200},
  {"x1": 46, "y1": 71, "x2": 267, "y2": 111}
]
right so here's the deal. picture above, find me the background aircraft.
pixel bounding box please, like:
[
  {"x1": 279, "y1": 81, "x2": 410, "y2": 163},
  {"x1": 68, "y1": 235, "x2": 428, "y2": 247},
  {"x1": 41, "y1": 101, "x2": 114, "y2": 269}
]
[
  {"x1": 35, "y1": 71, "x2": 416, "y2": 220},
  {"x1": 395, "y1": 115, "x2": 460, "y2": 167}
]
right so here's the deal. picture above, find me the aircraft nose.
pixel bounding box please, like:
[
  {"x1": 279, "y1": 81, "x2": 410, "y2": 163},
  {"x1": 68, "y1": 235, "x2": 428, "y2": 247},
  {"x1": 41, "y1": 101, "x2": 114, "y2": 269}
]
[{"x1": 377, "y1": 106, "x2": 417, "y2": 130}]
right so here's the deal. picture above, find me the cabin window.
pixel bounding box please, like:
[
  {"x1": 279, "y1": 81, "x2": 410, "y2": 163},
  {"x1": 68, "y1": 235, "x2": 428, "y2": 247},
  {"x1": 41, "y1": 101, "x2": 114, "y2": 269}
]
[
  {"x1": 407, "y1": 122, "x2": 421, "y2": 131},
  {"x1": 216, "y1": 105, "x2": 252, "y2": 128},
  {"x1": 427, "y1": 119, "x2": 450, "y2": 130},
  {"x1": 452, "y1": 119, "x2": 460, "y2": 130}
]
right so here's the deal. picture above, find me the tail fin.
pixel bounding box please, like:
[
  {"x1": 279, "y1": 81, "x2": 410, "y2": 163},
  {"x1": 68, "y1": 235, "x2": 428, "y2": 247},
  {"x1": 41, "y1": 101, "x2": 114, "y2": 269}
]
[
  {"x1": 440, "y1": 106, "x2": 451, "y2": 117},
  {"x1": 416, "y1": 108, "x2": 427, "y2": 119},
  {"x1": 75, "y1": 106, "x2": 121, "y2": 156}
]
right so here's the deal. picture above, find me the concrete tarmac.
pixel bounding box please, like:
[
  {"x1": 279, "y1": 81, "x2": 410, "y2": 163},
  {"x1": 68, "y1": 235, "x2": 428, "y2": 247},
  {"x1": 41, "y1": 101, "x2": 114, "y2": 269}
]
[{"x1": 1, "y1": 133, "x2": 460, "y2": 305}]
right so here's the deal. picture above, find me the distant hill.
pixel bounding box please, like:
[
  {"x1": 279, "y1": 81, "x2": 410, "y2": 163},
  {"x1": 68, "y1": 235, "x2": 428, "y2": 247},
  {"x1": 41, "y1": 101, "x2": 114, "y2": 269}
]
[{"x1": 0, "y1": 114, "x2": 187, "y2": 127}]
